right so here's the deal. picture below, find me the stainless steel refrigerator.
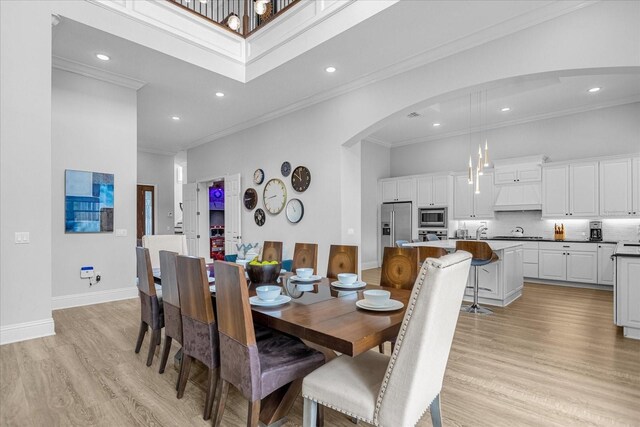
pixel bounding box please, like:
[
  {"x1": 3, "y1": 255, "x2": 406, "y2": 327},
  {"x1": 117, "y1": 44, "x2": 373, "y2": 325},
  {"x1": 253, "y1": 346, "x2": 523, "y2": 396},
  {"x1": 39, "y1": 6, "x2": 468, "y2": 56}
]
[{"x1": 380, "y1": 202, "x2": 412, "y2": 254}]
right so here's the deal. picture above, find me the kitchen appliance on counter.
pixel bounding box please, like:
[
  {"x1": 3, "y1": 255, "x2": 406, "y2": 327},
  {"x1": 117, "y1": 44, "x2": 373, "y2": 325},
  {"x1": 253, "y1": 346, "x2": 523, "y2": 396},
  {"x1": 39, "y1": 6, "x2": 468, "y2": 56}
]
[
  {"x1": 589, "y1": 220, "x2": 603, "y2": 242},
  {"x1": 381, "y1": 202, "x2": 412, "y2": 251},
  {"x1": 418, "y1": 207, "x2": 447, "y2": 229},
  {"x1": 455, "y1": 229, "x2": 469, "y2": 239},
  {"x1": 418, "y1": 229, "x2": 448, "y2": 241}
]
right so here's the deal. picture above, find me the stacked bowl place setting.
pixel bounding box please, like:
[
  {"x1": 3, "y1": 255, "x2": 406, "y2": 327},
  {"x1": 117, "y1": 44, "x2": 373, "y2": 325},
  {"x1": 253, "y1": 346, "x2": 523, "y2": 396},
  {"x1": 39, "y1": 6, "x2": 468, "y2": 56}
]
[
  {"x1": 331, "y1": 273, "x2": 366, "y2": 290},
  {"x1": 355, "y1": 289, "x2": 404, "y2": 312},
  {"x1": 289, "y1": 268, "x2": 322, "y2": 291},
  {"x1": 249, "y1": 285, "x2": 292, "y2": 307}
]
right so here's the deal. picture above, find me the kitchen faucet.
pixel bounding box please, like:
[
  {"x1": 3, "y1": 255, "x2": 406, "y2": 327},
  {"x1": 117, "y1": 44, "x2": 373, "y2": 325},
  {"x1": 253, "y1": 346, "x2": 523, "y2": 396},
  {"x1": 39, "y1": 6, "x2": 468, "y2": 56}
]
[{"x1": 476, "y1": 225, "x2": 488, "y2": 240}]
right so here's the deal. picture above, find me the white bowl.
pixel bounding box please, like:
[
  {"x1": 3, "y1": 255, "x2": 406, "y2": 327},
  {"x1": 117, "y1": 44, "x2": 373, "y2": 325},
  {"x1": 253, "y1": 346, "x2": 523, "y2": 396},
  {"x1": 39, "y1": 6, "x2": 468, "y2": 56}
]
[
  {"x1": 256, "y1": 286, "x2": 281, "y2": 301},
  {"x1": 338, "y1": 273, "x2": 358, "y2": 285},
  {"x1": 296, "y1": 268, "x2": 313, "y2": 279},
  {"x1": 363, "y1": 289, "x2": 391, "y2": 306}
]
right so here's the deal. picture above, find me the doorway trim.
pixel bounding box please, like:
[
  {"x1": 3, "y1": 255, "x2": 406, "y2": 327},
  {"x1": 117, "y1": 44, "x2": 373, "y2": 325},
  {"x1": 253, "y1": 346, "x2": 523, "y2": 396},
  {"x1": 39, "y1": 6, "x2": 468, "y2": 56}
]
[{"x1": 136, "y1": 183, "x2": 158, "y2": 240}]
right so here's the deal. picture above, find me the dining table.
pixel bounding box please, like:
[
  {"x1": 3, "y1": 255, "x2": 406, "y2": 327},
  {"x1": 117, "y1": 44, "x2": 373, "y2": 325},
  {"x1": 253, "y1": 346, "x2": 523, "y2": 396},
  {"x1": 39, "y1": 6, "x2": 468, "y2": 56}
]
[{"x1": 152, "y1": 266, "x2": 411, "y2": 426}]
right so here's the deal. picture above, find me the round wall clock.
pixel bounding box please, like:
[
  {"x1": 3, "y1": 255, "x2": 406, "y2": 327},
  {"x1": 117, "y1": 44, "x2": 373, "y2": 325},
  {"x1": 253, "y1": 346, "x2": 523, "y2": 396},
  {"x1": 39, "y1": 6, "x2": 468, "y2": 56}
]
[
  {"x1": 254, "y1": 208, "x2": 266, "y2": 226},
  {"x1": 291, "y1": 166, "x2": 311, "y2": 192},
  {"x1": 281, "y1": 161, "x2": 291, "y2": 177},
  {"x1": 263, "y1": 178, "x2": 287, "y2": 214},
  {"x1": 243, "y1": 188, "x2": 257, "y2": 210},
  {"x1": 253, "y1": 169, "x2": 265, "y2": 185},
  {"x1": 286, "y1": 198, "x2": 304, "y2": 223}
]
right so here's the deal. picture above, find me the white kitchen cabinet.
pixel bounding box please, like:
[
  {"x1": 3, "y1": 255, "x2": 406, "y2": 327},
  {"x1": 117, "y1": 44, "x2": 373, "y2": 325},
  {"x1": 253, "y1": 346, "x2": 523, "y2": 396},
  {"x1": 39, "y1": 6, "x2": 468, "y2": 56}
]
[
  {"x1": 453, "y1": 172, "x2": 494, "y2": 219},
  {"x1": 494, "y1": 164, "x2": 541, "y2": 184},
  {"x1": 633, "y1": 157, "x2": 640, "y2": 217},
  {"x1": 597, "y1": 244, "x2": 616, "y2": 286},
  {"x1": 566, "y1": 251, "x2": 598, "y2": 284},
  {"x1": 417, "y1": 175, "x2": 448, "y2": 207},
  {"x1": 522, "y1": 241, "x2": 539, "y2": 279},
  {"x1": 503, "y1": 246, "x2": 524, "y2": 297},
  {"x1": 465, "y1": 260, "x2": 499, "y2": 299},
  {"x1": 539, "y1": 250, "x2": 567, "y2": 281},
  {"x1": 616, "y1": 256, "x2": 640, "y2": 338},
  {"x1": 381, "y1": 178, "x2": 415, "y2": 202},
  {"x1": 600, "y1": 158, "x2": 632, "y2": 216},
  {"x1": 542, "y1": 162, "x2": 598, "y2": 218}
]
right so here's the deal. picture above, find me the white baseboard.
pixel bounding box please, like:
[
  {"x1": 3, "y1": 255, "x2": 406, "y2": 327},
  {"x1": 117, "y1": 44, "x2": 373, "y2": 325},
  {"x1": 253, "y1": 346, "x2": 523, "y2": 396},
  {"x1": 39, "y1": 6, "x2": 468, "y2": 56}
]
[
  {"x1": 0, "y1": 318, "x2": 55, "y2": 345},
  {"x1": 362, "y1": 261, "x2": 379, "y2": 270},
  {"x1": 52, "y1": 286, "x2": 138, "y2": 310}
]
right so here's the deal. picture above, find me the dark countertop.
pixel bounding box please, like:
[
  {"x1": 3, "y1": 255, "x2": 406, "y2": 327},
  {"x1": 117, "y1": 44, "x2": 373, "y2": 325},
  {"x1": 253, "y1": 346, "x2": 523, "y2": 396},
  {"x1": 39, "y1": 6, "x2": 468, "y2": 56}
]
[
  {"x1": 449, "y1": 237, "x2": 619, "y2": 244},
  {"x1": 613, "y1": 242, "x2": 640, "y2": 257}
]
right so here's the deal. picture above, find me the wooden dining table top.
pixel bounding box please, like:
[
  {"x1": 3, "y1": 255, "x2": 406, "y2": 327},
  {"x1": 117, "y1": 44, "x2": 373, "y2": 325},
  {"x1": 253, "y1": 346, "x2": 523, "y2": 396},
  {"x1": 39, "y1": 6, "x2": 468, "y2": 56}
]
[{"x1": 154, "y1": 267, "x2": 411, "y2": 357}]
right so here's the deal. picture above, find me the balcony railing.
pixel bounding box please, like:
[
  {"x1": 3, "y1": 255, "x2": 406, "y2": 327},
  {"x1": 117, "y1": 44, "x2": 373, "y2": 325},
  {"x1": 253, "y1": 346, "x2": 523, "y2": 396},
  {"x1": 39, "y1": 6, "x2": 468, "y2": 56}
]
[{"x1": 168, "y1": 0, "x2": 300, "y2": 37}]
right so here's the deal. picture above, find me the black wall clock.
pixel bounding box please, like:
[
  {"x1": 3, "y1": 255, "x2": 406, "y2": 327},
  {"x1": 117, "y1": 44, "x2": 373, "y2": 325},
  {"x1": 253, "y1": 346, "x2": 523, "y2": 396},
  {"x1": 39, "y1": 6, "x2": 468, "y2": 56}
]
[
  {"x1": 243, "y1": 188, "x2": 257, "y2": 210},
  {"x1": 291, "y1": 166, "x2": 311, "y2": 192},
  {"x1": 253, "y1": 168, "x2": 265, "y2": 185},
  {"x1": 281, "y1": 161, "x2": 291, "y2": 177},
  {"x1": 254, "y1": 208, "x2": 266, "y2": 226}
]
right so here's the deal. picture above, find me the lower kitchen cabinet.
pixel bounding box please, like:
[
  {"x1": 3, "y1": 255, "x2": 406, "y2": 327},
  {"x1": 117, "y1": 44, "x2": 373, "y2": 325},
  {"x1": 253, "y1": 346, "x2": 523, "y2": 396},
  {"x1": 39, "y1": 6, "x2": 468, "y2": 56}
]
[
  {"x1": 463, "y1": 246, "x2": 523, "y2": 307},
  {"x1": 615, "y1": 255, "x2": 640, "y2": 339},
  {"x1": 566, "y1": 251, "x2": 598, "y2": 284},
  {"x1": 538, "y1": 242, "x2": 598, "y2": 284},
  {"x1": 539, "y1": 250, "x2": 567, "y2": 281},
  {"x1": 597, "y1": 244, "x2": 616, "y2": 285}
]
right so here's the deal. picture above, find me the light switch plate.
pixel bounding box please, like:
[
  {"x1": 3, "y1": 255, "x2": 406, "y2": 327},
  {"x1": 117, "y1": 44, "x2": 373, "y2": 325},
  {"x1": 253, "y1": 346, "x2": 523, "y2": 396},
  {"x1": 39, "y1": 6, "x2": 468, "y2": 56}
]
[
  {"x1": 14, "y1": 232, "x2": 29, "y2": 244},
  {"x1": 115, "y1": 229, "x2": 127, "y2": 237}
]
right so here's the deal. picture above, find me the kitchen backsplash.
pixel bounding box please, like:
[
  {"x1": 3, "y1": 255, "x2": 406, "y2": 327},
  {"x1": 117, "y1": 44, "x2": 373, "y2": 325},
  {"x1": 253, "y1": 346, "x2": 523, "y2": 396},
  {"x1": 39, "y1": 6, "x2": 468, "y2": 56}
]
[{"x1": 453, "y1": 211, "x2": 640, "y2": 242}]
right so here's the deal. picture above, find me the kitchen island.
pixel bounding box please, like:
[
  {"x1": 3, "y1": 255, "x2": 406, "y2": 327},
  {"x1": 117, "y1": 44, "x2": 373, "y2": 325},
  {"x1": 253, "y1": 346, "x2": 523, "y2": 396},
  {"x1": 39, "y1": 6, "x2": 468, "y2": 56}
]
[
  {"x1": 406, "y1": 240, "x2": 524, "y2": 307},
  {"x1": 613, "y1": 242, "x2": 640, "y2": 340}
]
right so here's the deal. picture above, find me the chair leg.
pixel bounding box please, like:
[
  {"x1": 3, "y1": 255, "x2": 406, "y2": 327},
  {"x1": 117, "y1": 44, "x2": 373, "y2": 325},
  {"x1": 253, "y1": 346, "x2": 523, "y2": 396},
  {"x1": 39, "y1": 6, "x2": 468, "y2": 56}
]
[
  {"x1": 214, "y1": 379, "x2": 230, "y2": 427},
  {"x1": 146, "y1": 329, "x2": 160, "y2": 366},
  {"x1": 134, "y1": 321, "x2": 147, "y2": 353},
  {"x1": 390, "y1": 342, "x2": 396, "y2": 354},
  {"x1": 176, "y1": 354, "x2": 192, "y2": 399},
  {"x1": 317, "y1": 404, "x2": 324, "y2": 427},
  {"x1": 378, "y1": 343, "x2": 385, "y2": 354},
  {"x1": 158, "y1": 336, "x2": 172, "y2": 374},
  {"x1": 430, "y1": 393, "x2": 442, "y2": 427},
  {"x1": 247, "y1": 399, "x2": 260, "y2": 427},
  {"x1": 203, "y1": 367, "x2": 219, "y2": 420},
  {"x1": 303, "y1": 398, "x2": 317, "y2": 427}
]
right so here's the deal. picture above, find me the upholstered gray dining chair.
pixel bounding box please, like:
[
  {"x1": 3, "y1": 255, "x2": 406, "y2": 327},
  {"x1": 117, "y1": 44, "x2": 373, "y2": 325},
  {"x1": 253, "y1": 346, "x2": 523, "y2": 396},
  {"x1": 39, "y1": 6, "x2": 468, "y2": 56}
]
[
  {"x1": 157, "y1": 250, "x2": 182, "y2": 380},
  {"x1": 134, "y1": 247, "x2": 164, "y2": 367},
  {"x1": 302, "y1": 251, "x2": 472, "y2": 427}
]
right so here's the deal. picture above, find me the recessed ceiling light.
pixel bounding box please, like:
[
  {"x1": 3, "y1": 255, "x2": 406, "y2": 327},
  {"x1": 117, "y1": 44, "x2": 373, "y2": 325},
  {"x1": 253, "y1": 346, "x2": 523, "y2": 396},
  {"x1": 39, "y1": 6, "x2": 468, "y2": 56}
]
[
  {"x1": 325, "y1": 66, "x2": 336, "y2": 73},
  {"x1": 501, "y1": 107, "x2": 511, "y2": 112},
  {"x1": 588, "y1": 87, "x2": 601, "y2": 93},
  {"x1": 215, "y1": 92, "x2": 225, "y2": 97},
  {"x1": 432, "y1": 123, "x2": 441, "y2": 127},
  {"x1": 171, "y1": 116, "x2": 181, "y2": 121},
  {"x1": 96, "y1": 53, "x2": 110, "y2": 61}
]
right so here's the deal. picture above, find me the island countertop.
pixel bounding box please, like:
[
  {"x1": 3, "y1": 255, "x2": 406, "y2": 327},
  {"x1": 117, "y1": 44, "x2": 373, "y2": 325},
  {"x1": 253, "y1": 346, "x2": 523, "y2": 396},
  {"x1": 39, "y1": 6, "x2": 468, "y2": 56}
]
[{"x1": 405, "y1": 240, "x2": 523, "y2": 251}]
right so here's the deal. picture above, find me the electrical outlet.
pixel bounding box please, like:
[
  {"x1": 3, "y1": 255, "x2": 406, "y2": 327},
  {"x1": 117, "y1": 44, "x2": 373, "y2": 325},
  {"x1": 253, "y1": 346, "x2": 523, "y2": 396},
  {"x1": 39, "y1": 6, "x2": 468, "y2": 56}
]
[
  {"x1": 95, "y1": 272, "x2": 101, "y2": 283},
  {"x1": 80, "y1": 266, "x2": 94, "y2": 279}
]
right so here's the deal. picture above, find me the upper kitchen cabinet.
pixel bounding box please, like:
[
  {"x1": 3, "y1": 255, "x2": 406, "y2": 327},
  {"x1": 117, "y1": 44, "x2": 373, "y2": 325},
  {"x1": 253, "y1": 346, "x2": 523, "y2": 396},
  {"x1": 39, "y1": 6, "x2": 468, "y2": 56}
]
[
  {"x1": 381, "y1": 177, "x2": 415, "y2": 203},
  {"x1": 634, "y1": 157, "x2": 640, "y2": 216},
  {"x1": 542, "y1": 161, "x2": 598, "y2": 218},
  {"x1": 453, "y1": 172, "x2": 494, "y2": 219},
  {"x1": 494, "y1": 164, "x2": 541, "y2": 185},
  {"x1": 600, "y1": 158, "x2": 633, "y2": 216},
  {"x1": 416, "y1": 174, "x2": 449, "y2": 207}
]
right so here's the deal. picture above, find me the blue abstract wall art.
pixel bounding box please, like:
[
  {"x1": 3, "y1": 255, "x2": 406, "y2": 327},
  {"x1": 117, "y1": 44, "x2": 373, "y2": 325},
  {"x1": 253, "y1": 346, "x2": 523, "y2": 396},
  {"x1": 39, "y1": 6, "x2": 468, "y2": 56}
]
[{"x1": 65, "y1": 170, "x2": 114, "y2": 233}]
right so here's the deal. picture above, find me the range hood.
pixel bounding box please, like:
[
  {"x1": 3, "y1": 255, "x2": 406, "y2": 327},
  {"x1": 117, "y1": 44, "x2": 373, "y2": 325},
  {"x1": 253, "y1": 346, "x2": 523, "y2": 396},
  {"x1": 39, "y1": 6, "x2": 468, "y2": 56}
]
[{"x1": 493, "y1": 183, "x2": 542, "y2": 211}]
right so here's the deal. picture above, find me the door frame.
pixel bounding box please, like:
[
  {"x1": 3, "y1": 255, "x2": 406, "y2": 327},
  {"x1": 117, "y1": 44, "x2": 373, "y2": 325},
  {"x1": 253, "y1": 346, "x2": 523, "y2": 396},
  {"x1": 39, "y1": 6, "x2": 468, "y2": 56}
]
[
  {"x1": 196, "y1": 175, "x2": 225, "y2": 263},
  {"x1": 136, "y1": 183, "x2": 158, "y2": 240}
]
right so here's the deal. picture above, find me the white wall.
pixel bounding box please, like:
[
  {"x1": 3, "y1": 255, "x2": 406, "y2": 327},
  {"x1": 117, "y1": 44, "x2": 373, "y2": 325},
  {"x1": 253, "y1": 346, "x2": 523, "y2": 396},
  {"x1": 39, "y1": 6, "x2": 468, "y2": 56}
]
[
  {"x1": 51, "y1": 70, "x2": 137, "y2": 304},
  {"x1": 360, "y1": 141, "x2": 390, "y2": 268},
  {"x1": 0, "y1": 1, "x2": 54, "y2": 344},
  {"x1": 137, "y1": 151, "x2": 175, "y2": 235},
  {"x1": 390, "y1": 103, "x2": 640, "y2": 176},
  {"x1": 174, "y1": 150, "x2": 188, "y2": 227}
]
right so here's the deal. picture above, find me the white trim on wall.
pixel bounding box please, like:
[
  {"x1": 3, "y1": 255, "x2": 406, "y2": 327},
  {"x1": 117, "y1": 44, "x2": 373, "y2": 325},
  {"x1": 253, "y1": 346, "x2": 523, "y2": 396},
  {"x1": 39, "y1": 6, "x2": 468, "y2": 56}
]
[
  {"x1": 362, "y1": 261, "x2": 379, "y2": 270},
  {"x1": 52, "y1": 286, "x2": 138, "y2": 310},
  {"x1": 0, "y1": 318, "x2": 55, "y2": 345}
]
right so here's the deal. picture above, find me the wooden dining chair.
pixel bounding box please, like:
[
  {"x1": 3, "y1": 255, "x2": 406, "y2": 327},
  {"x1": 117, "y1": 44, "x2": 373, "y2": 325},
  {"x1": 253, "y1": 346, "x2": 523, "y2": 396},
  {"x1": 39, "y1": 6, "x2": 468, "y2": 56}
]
[
  {"x1": 326, "y1": 245, "x2": 358, "y2": 280},
  {"x1": 213, "y1": 261, "x2": 325, "y2": 427},
  {"x1": 455, "y1": 241, "x2": 499, "y2": 315},
  {"x1": 261, "y1": 241, "x2": 283, "y2": 263},
  {"x1": 380, "y1": 247, "x2": 419, "y2": 291},
  {"x1": 158, "y1": 251, "x2": 182, "y2": 381},
  {"x1": 418, "y1": 246, "x2": 449, "y2": 264},
  {"x1": 292, "y1": 243, "x2": 318, "y2": 274},
  {"x1": 135, "y1": 247, "x2": 164, "y2": 367},
  {"x1": 175, "y1": 255, "x2": 219, "y2": 420},
  {"x1": 302, "y1": 252, "x2": 472, "y2": 427}
]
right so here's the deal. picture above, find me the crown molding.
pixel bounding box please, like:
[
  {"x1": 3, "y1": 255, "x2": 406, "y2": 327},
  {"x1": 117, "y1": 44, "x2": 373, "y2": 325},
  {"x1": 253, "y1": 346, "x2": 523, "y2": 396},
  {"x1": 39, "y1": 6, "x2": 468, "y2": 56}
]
[
  {"x1": 53, "y1": 56, "x2": 147, "y2": 90},
  {"x1": 362, "y1": 136, "x2": 392, "y2": 148},
  {"x1": 137, "y1": 146, "x2": 178, "y2": 156},
  {"x1": 389, "y1": 96, "x2": 640, "y2": 148},
  {"x1": 184, "y1": 1, "x2": 598, "y2": 150}
]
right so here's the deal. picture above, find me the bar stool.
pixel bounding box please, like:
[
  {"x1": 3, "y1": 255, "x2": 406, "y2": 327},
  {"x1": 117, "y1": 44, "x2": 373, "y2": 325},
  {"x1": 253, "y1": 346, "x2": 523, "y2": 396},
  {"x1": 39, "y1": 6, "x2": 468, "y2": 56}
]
[{"x1": 455, "y1": 241, "x2": 498, "y2": 315}]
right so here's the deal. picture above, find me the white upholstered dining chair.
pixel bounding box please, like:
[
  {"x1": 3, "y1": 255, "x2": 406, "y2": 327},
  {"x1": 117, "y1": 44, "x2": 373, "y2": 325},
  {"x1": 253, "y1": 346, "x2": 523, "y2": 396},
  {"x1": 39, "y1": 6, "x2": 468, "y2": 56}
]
[
  {"x1": 142, "y1": 234, "x2": 188, "y2": 270},
  {"x1": 302, "y1": 250, "x2": 472, "y2": 427}
]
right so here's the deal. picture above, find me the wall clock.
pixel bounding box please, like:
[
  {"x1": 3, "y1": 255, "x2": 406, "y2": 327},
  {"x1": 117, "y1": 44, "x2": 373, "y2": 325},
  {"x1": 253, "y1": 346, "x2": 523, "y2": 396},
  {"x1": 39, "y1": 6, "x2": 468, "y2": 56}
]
[
  {"x1": 243, "y1": 188, "x2": 257, "y2": 210},
  {"x1": 286, "y1": 198, "x2": 304, "y2": 224},
  {"x1": 253, "y1": 169, "x2": 265, "y2": 185},
  {"x1": 291, "y1": 166, "x2": 311, "y2": 192},
  {"x1": 281, "y1": 161, "x2": 291, "y2": 177},
  {"x1": 263, "y1": 178, "x2": 287, "y2": 214},
  {"x1": 254, "y1": 208, "x2": 266, "y2": 226}
]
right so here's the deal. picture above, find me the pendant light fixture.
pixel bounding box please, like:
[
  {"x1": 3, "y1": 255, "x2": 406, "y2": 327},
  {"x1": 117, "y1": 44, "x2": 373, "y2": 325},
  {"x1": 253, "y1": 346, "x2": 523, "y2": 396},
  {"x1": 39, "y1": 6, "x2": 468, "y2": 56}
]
[
  {"x1": 465, "y1": 90, "x2": 491, "y2": 193},
  {"x1": 255, "y1": 0, "x2": 269, "y2": 15},
  {"x1": 226, "y1": 13, "x2": 241, "y2": 31}
]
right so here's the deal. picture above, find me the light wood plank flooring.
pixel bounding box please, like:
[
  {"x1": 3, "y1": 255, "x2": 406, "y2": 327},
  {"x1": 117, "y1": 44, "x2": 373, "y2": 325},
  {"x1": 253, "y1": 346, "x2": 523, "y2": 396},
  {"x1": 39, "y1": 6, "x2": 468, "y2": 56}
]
[{"x1": 1, "y1": 271, "x2": 639, "y2": 426}]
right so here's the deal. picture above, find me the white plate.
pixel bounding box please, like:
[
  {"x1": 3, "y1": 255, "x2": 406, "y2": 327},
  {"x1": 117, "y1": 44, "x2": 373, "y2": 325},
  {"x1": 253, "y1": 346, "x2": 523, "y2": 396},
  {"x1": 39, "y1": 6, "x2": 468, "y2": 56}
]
[
  {"x1": 209, "y1": 285, "x2": 216, "y2": 293},
  {"x1": 331, "y1": 280, "x2": 366, "y2": 290},
  {"x1": 208, "y1": 277, "x2": 215, "y2": 283},
  {"x1": 290, "y1": 275, "x2": 322, "y2": 282},
  {"x1": 249, "y1": 295, "x2": 292, "y2": 307},
  {"x1": 356, "y1": 299, "x2": 404, "y2": 312}
]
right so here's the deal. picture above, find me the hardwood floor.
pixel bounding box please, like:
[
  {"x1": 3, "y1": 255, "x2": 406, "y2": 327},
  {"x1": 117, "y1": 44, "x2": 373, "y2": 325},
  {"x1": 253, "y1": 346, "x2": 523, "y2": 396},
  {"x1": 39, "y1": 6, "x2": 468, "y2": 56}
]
[{"x1": 1, "y1": 271, "x2": 639, "y2": 426}]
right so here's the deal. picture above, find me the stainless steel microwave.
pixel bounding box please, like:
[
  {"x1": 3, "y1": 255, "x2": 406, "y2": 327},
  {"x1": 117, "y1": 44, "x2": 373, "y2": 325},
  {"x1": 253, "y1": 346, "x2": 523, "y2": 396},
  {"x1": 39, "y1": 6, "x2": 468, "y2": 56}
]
[{"x1": 419, "y1": 207, "x2": 447, "y2": 228}]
